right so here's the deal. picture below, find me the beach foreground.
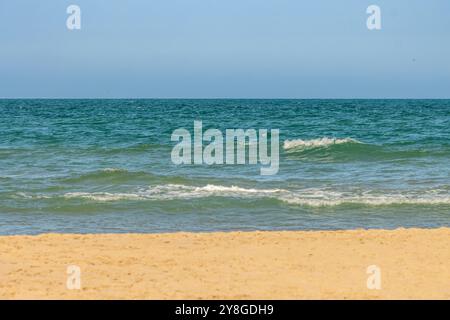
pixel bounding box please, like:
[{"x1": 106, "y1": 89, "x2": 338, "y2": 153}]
[{"x1": 0, "y1": 228, "x2": 449, "y2": 299}]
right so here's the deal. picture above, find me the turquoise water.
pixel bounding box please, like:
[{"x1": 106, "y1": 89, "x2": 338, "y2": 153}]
[{"x1": 0, "y1": 99, "x2": 449, "y2": 234}]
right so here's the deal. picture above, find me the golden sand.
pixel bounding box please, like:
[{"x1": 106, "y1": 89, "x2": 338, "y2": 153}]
[{"x1": 0, "y1": 228, "x2": 449, "y2": 299}]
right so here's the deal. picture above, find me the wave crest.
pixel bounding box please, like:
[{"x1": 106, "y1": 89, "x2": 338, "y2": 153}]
[
  {"x1": 283, "y1": 137, "x2": 362, "y2": 150},
  {"x1": 55, "y1": 184, "x2": 450, "y2": 207},
  {"x1": 63, "y1": 184, "x2": 284, "y2": 202},
  {"x1": 279, "y1": 193, "x2": 450, "y2": 207}
]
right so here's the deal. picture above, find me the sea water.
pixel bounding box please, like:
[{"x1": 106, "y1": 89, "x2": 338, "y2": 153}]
[{"x1": 0, "y1": 99, "x2": 449, "y2": 234}]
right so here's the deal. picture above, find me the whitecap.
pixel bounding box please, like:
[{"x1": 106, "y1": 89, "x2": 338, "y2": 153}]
[
  {"x1": 18, "y1": 184, "x2": 450, "y2": 207},
  {"x1": 63, "y1": 184, "x2": 285, "y2": 202},
  {"x1": 283, "y1": 137, "x2": 362, "y2": 150}
]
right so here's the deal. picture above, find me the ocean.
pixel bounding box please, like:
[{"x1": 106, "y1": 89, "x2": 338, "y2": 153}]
[{"x1": 0, "y1": 99, "x2": 449, "y2": 234}]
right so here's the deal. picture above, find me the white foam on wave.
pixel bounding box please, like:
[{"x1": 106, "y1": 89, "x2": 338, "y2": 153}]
[
  {"x1": 283, "y1": 137, "x2": 362, "y2": 150},
  {"x1": 63, "y1": 184, "x2": 285, "y2": 202},
  {"x1": 279, "y1": 192, "x2": 450, "y2": 207},
  {"x1": 64, "y1": 192, "x2": 143, "y2": 201},
  {"x1": 277, "y1": 187, "x2": 450, "y2": 206},
  {"x1": 101, "y1": 168, "x2": 127, "y2": 173},
  {"x1": 59, "y1": 184, "x2": 450, "y2": 206}
]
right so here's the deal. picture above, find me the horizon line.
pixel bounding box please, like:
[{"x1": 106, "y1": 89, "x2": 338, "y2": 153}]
[{"x1": 1, "y1": 97, "x2": 450, "y2": 100}]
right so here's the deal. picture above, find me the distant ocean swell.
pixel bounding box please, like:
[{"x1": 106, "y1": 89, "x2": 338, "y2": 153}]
[
  {"x1": 283, "y1": 137, "x2": 450, "y2": 161},
  {"x1": 5, "y1": 136, "x2": 448, "y2": 165}
]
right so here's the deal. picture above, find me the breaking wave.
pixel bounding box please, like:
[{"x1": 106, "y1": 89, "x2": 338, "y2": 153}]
[
  {"x1": 62, "y1": 184, "x2": 284, "y2": 202},
  {"x1": 283, "y1": 137, "x2": 362, "y2": 150},
  {"x1": 17, "y1": 184, "x2": 449, "y2": 207}
]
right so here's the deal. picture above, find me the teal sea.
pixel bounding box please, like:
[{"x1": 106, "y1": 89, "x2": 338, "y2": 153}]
[{"x1": 0, "y1": 99, "x2": 449, "y2": 234}]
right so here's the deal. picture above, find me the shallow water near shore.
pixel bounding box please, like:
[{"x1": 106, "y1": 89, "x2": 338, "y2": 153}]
[{"x1": 0, "y1": 99, "x2": 449, "y2": 234}]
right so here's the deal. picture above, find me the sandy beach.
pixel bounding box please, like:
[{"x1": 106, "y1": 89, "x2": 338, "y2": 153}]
[{"x1": 0, "y1": 228, "x2": 449, "y2": 299}]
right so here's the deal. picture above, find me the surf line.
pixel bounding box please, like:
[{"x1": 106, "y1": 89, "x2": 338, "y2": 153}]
[{"x1": 171, "y1": 120, "x2": 279, "y2": 175}]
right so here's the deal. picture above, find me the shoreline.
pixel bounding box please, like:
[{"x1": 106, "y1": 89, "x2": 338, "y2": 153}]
[{"x1": 1, "y1": 227, "x2": 449, "y2": 299}]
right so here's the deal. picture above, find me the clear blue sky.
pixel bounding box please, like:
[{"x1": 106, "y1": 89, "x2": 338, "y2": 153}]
[{"x1": 1, "y1": 0, "x2": 449, "y2": 98}]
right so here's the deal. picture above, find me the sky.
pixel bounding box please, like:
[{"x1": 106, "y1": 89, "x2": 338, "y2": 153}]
[{"x1": 0, "y1": 0, "x2": 449, "y2": 98}]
